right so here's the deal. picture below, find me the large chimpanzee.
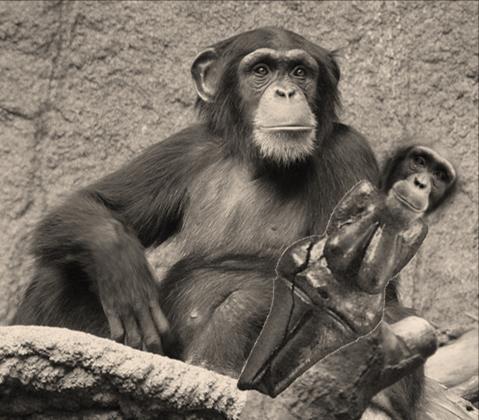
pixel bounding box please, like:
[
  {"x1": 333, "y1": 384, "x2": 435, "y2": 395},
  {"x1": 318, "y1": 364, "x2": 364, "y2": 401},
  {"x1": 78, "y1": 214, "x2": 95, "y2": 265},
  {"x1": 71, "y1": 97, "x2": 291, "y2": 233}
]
[
  {"x1": 12, "y1": 28, "x2": 455, "y2": 419},
  {"x1": 15, "y1": 27, "x2": 378, "y2": 348}
]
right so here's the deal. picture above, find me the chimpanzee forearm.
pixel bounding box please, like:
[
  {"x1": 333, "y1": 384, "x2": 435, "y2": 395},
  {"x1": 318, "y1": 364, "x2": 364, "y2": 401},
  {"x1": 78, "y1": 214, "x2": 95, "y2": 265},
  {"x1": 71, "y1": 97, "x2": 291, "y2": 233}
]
[
  {"x1": 32, "y1": 191, "x2": 149, "y2": 289},
  {"x1": 32, "y1": 134, "x2": 196, "y2": 260},
  {"x1": 25, "y1": 134, "x2": 198, "y2": 352},
  {"x1": 32, "y1": 191, "x2": 132, "y2": 265},
  {"x1": 30, "y1": 190, "x2": 171, "y2": 353}
]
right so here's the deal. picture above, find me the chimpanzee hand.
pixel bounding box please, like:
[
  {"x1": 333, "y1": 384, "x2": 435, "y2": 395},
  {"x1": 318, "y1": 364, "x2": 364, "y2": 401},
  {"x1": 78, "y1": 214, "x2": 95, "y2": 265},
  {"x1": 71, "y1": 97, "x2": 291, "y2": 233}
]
[{"x1": 95, "y1": 250, "x2": 171, "y2": 354}]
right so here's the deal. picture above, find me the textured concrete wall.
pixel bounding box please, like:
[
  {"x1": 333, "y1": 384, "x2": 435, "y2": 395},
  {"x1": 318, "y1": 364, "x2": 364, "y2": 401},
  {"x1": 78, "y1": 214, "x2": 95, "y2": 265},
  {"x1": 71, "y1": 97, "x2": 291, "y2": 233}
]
[{"x1": 0, "y1": 1, "x2": 477, "y2": 328}]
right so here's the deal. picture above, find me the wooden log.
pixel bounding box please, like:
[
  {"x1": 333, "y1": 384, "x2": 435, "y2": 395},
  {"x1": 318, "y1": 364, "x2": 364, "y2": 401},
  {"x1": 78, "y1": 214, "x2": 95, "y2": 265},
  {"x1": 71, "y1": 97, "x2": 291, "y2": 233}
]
[
  {"x1": 1, "y1": 323, "x2": 475, "y2": 419},
  {"x1": 0, "y1": 325, "x2": 245, "y2": 419},
  {"x1": 426, "y1": 328, "x2": 478, "y2": 392},
  {"x1": 0, "y1": 318, "x2": 436, "y2": 420},
  {"x1": 450, "y1": 376, "x2": 479, "y2": 404},
  {"x1": 418, "y1": 378, "x2": 478, "y2": 420},
  {"x1": 241, "y1": 316, "x2": 438, "y2": 420}
]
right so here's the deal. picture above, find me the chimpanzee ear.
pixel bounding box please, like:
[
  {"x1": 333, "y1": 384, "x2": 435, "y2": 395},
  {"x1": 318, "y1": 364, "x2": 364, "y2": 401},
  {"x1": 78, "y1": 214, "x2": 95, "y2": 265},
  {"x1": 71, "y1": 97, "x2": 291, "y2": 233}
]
[
  {"x1": 191, "y1": 48, "x2": 221, "y2": 103},
  {"x1": 329, "y1": 53, "x2": 341, "y2": 85}
]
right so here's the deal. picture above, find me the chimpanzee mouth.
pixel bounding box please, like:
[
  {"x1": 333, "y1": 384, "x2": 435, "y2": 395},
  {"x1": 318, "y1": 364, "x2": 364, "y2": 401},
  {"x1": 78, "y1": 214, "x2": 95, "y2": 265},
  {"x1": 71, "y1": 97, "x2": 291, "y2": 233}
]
[
  {"x1": 392, "y1": 190, "x2": 424, "y2": 213},
  {"x1": 260, "y1": 125, "x2": 315, "y2": 131}
]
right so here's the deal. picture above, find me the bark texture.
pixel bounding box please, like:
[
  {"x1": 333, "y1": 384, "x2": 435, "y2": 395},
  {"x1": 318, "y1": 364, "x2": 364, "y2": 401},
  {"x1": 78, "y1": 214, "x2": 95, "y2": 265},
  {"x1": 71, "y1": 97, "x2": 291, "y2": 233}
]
[
  {"x1": 0, "y1": 326, "x2": 246, "y2": 419},
  {"x1": 0, "y1": 319, "x2": 445, "y2": 419}
]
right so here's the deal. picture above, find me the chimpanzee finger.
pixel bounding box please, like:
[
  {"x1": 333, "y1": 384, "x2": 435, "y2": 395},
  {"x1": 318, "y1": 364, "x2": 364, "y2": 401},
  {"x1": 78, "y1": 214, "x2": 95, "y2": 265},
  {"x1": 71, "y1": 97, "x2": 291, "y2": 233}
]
[
  {"x1": 149, "y1": 299, "x2": 173, "y2": 347},
  {"x1": 106, "y1": 311, "x2": 124, "y2": 343},
  {"x1": 137, "y1": 309, "x2": 163, "y2": 354},
  {"x1": 123, "y1": 314, "x2": 142, "y2": 349}
]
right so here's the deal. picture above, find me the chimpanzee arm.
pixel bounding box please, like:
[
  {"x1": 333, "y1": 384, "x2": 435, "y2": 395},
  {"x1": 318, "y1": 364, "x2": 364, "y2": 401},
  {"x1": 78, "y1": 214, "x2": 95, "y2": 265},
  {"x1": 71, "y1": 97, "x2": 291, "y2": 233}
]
[{"x1": 31, "y1": 127, "x2": 206, "y2": 353}]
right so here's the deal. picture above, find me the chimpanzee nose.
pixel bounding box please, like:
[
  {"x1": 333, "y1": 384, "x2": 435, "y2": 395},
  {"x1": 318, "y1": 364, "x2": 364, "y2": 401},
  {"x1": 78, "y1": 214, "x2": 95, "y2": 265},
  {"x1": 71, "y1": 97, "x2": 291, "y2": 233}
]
[
  {"x1": 414, "y1": 174, "x2": 429, "y2": 189},
  {"x1": 275, "y1": 87, "x2": 296, "y2": 98}
]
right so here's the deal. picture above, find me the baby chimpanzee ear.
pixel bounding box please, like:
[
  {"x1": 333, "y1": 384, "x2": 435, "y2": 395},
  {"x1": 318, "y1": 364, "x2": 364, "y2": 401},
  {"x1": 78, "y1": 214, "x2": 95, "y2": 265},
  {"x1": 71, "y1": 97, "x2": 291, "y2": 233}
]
[{"x1": 191, "y1": 48, "x2": 222, "y2": 103}]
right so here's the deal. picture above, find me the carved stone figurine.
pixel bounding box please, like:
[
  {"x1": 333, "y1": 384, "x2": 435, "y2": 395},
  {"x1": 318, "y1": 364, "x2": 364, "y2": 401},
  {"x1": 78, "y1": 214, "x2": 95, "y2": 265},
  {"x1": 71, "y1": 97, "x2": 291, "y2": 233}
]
[{"x1": 238, "y1": 179, "x2": 429, "y2": 397}]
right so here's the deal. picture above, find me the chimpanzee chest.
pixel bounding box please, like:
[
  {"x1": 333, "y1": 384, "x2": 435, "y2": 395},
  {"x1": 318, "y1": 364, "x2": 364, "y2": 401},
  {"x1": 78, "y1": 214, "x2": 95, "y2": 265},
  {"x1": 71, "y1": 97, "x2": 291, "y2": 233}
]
[{"x1": 152, "y1": 161, "x2": 311, "y2": 272}]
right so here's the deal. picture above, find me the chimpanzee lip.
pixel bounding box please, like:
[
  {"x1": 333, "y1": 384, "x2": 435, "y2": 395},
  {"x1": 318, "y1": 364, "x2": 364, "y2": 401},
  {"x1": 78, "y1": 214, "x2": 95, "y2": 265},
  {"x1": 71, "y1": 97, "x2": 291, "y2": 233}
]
[
  {"x1": 392, "y1": 190, "x2": 424, "y2": 213},
  {"x1": 260, "y1": 125, "x2": 315, "y2": 131}
]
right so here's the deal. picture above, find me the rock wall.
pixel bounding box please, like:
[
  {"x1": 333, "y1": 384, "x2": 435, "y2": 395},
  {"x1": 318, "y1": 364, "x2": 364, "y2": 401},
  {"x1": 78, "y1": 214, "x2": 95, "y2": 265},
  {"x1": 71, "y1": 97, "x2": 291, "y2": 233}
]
[{"x1": 0, "y1": 1, "x2": 477, "y2": 327}]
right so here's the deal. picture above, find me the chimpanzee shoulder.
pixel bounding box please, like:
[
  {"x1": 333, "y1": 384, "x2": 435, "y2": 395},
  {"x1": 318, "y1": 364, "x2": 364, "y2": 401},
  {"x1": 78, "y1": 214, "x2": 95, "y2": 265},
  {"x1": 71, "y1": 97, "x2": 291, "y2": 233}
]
[{"x1": 309, "y1": 122, "x2": 380, "y2": 196}]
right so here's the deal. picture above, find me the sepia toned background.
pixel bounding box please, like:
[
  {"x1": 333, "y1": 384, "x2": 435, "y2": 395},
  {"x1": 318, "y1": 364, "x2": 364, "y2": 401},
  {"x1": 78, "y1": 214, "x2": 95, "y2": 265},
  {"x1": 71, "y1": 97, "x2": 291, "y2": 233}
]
[{"x1": 0, "y1": 0, "x2": 477, "y2": 329}]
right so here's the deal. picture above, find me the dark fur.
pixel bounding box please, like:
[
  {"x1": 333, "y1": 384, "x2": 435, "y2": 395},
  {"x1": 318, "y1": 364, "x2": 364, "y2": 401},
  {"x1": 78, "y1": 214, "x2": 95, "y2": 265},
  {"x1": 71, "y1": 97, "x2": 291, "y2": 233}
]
[
  {"x1": 14, "y1": 28, "x2": 419, "y2": 419},
  {"x1": 15, "y1": 122, "x2": 379, "y2": 323}
]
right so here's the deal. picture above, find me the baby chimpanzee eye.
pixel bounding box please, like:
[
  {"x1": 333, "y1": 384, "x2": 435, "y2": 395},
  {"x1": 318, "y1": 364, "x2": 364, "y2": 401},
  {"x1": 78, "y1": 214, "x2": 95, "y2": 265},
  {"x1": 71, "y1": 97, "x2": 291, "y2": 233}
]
[
  {"x1": 413, "y1": 155, "x2": 426, "y2": 167},
  {"x1": 433, "y1": 170, "x2": 447, "y2": 182}
]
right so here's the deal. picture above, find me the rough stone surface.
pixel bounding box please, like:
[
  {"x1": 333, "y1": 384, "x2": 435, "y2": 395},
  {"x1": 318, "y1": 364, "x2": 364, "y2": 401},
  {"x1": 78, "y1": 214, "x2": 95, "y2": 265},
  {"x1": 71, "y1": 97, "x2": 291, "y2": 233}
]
[{"x1": 0, "y1": 1, "x2": 477, "y2": 329}]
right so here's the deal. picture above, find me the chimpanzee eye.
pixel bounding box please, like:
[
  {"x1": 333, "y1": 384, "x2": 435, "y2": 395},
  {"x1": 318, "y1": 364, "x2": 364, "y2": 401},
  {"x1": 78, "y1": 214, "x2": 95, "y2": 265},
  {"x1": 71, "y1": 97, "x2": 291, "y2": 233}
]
[
  {"x1": 253, "y1": 64, "x2": 269, "y2": 76},
  {"x1": 413, "y1": 155, "x2": 426, "y2": 167},
  {"x1": 433, "y1": 170, "x2": 447, "y2": 182},
  {"x1": 292, "y1": 66, "x2": 307, "y2": 78}
]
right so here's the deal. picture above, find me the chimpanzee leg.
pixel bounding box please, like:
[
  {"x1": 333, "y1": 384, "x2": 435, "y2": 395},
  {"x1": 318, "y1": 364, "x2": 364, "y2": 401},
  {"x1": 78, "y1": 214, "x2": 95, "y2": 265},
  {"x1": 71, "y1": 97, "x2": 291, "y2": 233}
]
[
  {"x1": 182, "y1": 285, "x2": 271, "y2": 377},
  {"x1": 159, "y1": 257, "x2": 274, "y2": 377}
]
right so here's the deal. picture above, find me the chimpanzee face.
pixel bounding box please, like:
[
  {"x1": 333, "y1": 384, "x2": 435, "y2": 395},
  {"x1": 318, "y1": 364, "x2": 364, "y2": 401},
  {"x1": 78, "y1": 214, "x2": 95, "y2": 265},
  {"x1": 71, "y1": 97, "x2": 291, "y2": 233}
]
[
  {"x1": 387, "y1": 146, "x2": 456, "y2": 217},
  {"x1": 191, "y1": 27, "x2": 341, "y2": 165}
]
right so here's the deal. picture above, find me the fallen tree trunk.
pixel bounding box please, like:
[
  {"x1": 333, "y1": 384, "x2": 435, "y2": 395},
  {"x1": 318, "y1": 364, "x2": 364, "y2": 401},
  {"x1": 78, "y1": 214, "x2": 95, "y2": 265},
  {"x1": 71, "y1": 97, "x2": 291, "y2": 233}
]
[
  {"x1": 0, "y1": 323, "x2": 476, "y2": 419},
  {"x1": 0, "y1": 326, "x2": 244, "y2": 419},
  {"x1": 420, "y1": 378, "x2": 478, "y2": 420},
  {"x1": 426, "y1": 327, "x2": 478, "y2": 404}
]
